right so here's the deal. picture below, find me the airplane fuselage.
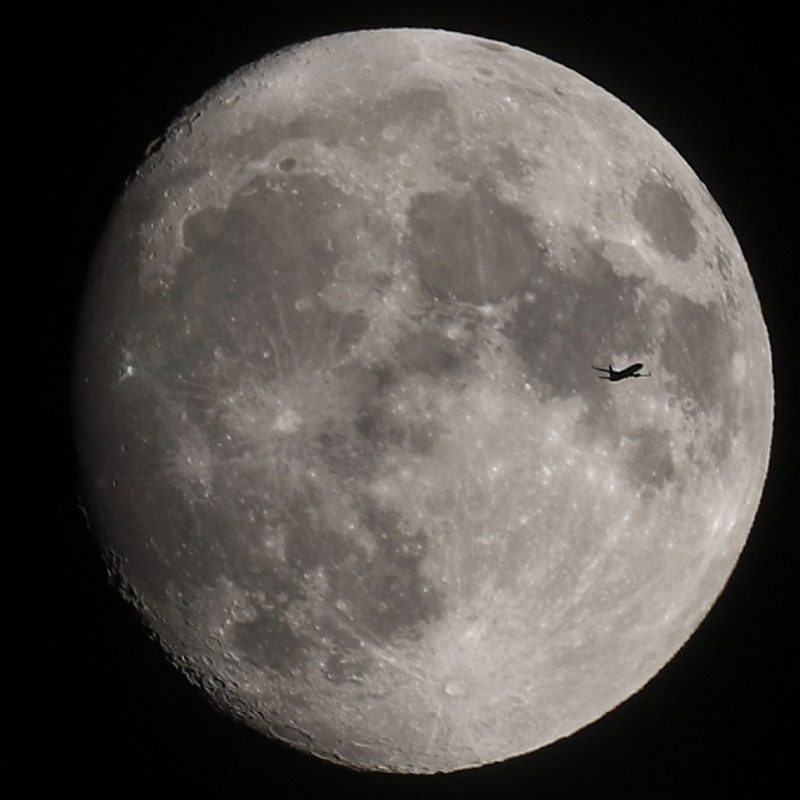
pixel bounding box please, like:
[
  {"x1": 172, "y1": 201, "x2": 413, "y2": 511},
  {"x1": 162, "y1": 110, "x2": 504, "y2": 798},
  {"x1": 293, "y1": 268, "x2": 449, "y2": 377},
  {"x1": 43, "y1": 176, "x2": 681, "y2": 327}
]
[{"x1": 592, "y1": 362, "x2": 649, "y2": 381}]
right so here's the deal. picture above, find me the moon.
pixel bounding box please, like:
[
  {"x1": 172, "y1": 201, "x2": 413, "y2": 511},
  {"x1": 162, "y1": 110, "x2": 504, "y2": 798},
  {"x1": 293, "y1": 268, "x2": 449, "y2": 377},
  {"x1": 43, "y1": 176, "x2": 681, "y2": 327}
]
[{"x1": 73, "y1": 28, "x2": 772, "y2": 773}]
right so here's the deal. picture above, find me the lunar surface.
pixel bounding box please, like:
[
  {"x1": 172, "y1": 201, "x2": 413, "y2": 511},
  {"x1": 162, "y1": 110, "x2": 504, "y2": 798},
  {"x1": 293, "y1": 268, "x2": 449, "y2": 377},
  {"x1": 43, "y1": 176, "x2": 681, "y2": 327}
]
[{"x1": 73, "y1": 29, "x2": 773, "y2": 773}]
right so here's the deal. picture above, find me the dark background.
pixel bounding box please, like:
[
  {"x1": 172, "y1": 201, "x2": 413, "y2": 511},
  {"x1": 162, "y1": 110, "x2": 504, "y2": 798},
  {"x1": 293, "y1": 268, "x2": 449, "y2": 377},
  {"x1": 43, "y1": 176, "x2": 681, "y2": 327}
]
[{"x1": 28, "y1": 2, "x2": 793, "y2": 797}]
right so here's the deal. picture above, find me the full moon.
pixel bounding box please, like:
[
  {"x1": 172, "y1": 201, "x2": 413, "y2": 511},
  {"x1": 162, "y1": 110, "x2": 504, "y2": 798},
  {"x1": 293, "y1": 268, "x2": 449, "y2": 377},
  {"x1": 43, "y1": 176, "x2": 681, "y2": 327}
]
[{"x1": 73, "y1": 29, "x2": 773, "y2": 773}]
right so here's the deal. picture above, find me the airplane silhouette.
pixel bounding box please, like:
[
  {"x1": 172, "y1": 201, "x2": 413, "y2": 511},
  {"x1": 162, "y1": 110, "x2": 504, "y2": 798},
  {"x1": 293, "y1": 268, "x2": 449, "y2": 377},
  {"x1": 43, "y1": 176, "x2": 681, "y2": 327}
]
[{"x1": 592, "y1": 362, "x2": 651, "y2": 381}]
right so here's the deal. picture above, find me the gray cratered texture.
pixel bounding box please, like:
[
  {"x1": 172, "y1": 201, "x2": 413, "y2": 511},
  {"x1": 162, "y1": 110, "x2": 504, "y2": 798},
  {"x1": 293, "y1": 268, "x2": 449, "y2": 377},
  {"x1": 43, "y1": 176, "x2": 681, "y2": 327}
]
[{"x1": 73, "y1": 29, "x2": 773, "y2": 773}]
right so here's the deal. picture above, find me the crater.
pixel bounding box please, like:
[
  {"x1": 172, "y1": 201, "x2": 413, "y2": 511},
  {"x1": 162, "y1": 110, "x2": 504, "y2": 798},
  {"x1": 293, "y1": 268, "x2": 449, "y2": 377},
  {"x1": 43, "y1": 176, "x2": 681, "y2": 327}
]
[
  {"x1": 232, "y1": 604, "x2": 309, "y2": 673},
  {"x1": 476, "y1": 41, "x2": 507, "y2": 52},
  {"x1": 274, "y1": 408, "x2": 302, "y2": 433},
  {"x1": 444, "y1": 680, "x2": 467, "y2": 697},
  {"x1": 322, "y1": 646, "x2": 372, "y2": 684},
  {"x1": 624, "y1": 428, "x2": 675, "y2": 489},
  {"x1": 632, "y1": 177, "x2": 698, "y2": 261}
]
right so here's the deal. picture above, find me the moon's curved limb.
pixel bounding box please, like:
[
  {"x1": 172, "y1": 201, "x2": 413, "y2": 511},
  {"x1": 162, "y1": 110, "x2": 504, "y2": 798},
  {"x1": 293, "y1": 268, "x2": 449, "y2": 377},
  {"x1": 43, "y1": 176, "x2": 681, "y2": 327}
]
[{"x1": 73, "y1": 29, "x2": 772, "y2": 773}]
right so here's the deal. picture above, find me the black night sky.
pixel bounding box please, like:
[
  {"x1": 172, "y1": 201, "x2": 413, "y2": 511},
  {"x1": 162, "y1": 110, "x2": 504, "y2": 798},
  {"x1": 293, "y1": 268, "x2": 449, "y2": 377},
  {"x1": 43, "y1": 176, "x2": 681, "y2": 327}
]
[{"x1": 28, "y1": 3, "x2": 793, "y2": 796}]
